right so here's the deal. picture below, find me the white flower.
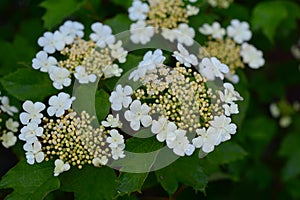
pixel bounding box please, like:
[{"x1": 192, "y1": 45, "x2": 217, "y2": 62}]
[
  {"x1": 227, "y1": 19, "x2": 252, "y2": 44},
  {"x1": 198, "y1": 57, "x2": 229, "y2": 80},
  {"x1": 130, "y1": 20, "x2": 155, "y2": 44},
  {"x1": 210, "y1": 115, "x2": 237, "y2": 144},
  {"x1": 223, "y1": 103, "x2": 239, "y2": 116},
  {"x1": 101, "y1": 114, "x2": 122, "y2": 128},
  {"x1": 54, "y1": 159, "x2": 70, "y2": 176},
  {"x1": 269, "y1": 103, "x2": 280, "y2": 118},
  {"x1": 90, "y1": 22, "x2": 115, "y2": 48},
  {"x1": 151, "y1": 117, "x2": 177, "y2": 142},
  {"x1": 111, "y1": 145, "x2": 126, "y2": 160},
  {"x1": 19, "y1": 100, "x2": 45, "y2": 125},
  {"x1": 128, "y1": 0, "x2": 149, "y2": 21},
  {"x1": 47, "y1": 92, "x2": 75, "y2": 117},
  {"x1": 74, "y1": 66, "x2": 97, "y2": 84},
  {"x1": 48, "y1": 66, "x2": 71, "y2": 90},
  {"x1": 225, "y1": 72, "x2": 240, "y2": 83},
  {"x1": 103, "y1": 64, "x2": 123, "y2": 78},
  {"x1": 107, "y1": 129, "x2": 124, "y2": 148},
  {"x1": 279, "y1": 116, "x2": 292, "y2": 128},
  {"x1": 109, "y1": 84, "x2": 133, "y2": 111},
  {"x1": 124, "y1": 100, "x2": 152, "y2": 131},
  {"x1": 1, "y1": 132, "x2": 17, "y2": 148},
  {"x1": 189, "y1": 0, "x2": 197, "y2": 2},
  {"x1": 0, "y1": 96, "x2": 18, "y2": 116},
  {"x1": 19, "y1": 122, "x2": 43, "y2": 142},
  {"x1": 92, "y1": 156, "x2": 108, "y2": 167},
  {"x1": 5, "y1": 118, "x2": 19, "y2": 132},
  {"x1": 192, "y1": 127, "x2": 220, "y2": 153},
  {"x1": 38, "y1": 31, "x2": 67, "y2": 54},
  {"x1": 173, "y1": 43, "x2": 198, "y2": 67},
  {"x1": 59, "y1": 20, "x2": 84, "y2": 39},
  {"x1": 161, "y1": 28, "x2": 177, "y2": 42},
  {"x1": 199, "y1": 22, "x2": 225, "y2": 39},
  {"x1": 109, "y1": 41, "x2": 128, "y2": 63},
  {"x1": 240, "y1": 43, "x2": 265, "y2": 69},
  {"x1": 166, "y1": 129, "x2": 194, "y2": 156},
  {"x1": 32, "y1": 51, "x2": 57, "y2": 72},
  {"x1": 219, "y1": 83, "x2": 243, "y2": 104},
  {"x1": 174, "y1": 23, "x2": 195, "y2": 46},
  {"x1": 24, "y1": 141, "x2": 44, "y2": 165},
  {"x1": 187, "y1": 5, "x2": 200, "y2": 16}
]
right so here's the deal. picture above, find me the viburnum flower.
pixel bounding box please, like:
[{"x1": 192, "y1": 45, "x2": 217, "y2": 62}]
[
  {"x1": 24, "y1": 140, "x2": 44, "y2": 165},
  {"x1": 101, "y1": 114, "x2": 122, "y2": 128},
  {"x1": 240, "y1": 43, "x2": 265, "y2": 69},
  {"x1": 5, "y1": 118, "x2": 19, "y2": 132},
  {"x1": 166, "y1": 129, "x2": 195, "y2": 156},
  {"x1": 48, "y1": 66, "x2": 71, "y2": 90},
  {"x1": 107, "y1": 129, "x2": 124, "y2": 148},
  {"x1": 187, "y1": 5, "x2": 200, "y2": 16},
  {"x1": 92, "y1": 156, "x2": 108, "y2": 167},
  {"x1": 54, "y1": 159, "x2": 70, "y2": 176},
  {"x1": 90, "y1": 22, "x2": 115, "y2": 48},
  {"x1": 47, "y1": 92, "x2": 75, "y2": 117},
  {"x1": 124, "y1": 100, "x2": 152, "y2": 131},
  {"x1": 161, "y1": 29, "x2": 176, "y2": 42},
  {"x1": 19, "y1": 100, "x2": 45, "y2": 125},
  {"x1": 210, "y1": 115, "x2": 237, "y2": 144},
  {"x1": 38, "y1": 31, "x2": 68, "y2": 54},
  {"x1": 0, "y1": 96, "x2": 18, "y2": 116},
  {"x1": 109, "y1": 84, "x2": 133, "y2": 111},
  {"x1": 225, "y1": 72, "x2": 240, "y2": 84},
  {"x1": 226, "y1": 19, "x2": 252, "y2": 44},
  {"x1": 74, "y1": 66, "x2": 97, "y2": 84},
  {"x1": 199, "y1": 22, "x2": 225, "y2": 39},
  {"x1": 223, "y1": 103, "x2": 239, "y2": 116},
  {"x1": 130, "y1": 20, "x2": 155, "y2": 44},
  {"x1": 151, "y1": 117, "x2": 177, "y2": 142},
  {"x1": 59, "y1": 20, "x2": 84, "y2": 39},
  {"x1": 32, "y1": 51, "x2": 58, "y2": 72},
  {"x1": 109, "y1": 41, "x2": 128, "y2": 63},
  {"x1": 192, "y1": 127, "x2": 220, "y2": 153},
  {"x1": 1, "y1": 132, "x2": 17, "y2": 148},
  {"x1": 19, "y1": 122, "x2": 43, "y2": 142},
  {"x1": 219, "y1": 83, "x2": 243, "y2": 104},
  {"x1": 173, "y1": 23, "x2": 195, "y2": 46},
  {"x1": 173, "y1": 43, "x2": 198, "y2": 67},
  {"x1": 198, "y1": 57, "x2": 229, "y2": 80},
  {"x1": 103, "y1": 64, "x2": 123, "y2": 78},
  {"x1": 111, "y1": 145, "x2": 126, "y2": 160},
  {"x1": 128, "y1": 0, "x2": 149, "y2": 21}
]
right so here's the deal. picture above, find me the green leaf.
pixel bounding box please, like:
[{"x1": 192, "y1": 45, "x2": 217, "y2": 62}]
[
  {"x1": 155, "y1": 153, "x2": 208, "y2": 195},
  {"x1": 105, "y1": 14, "x2": 132, "y2": 34},
  {"x1": 111, "y1": 0, "x2": 132, "y2": 9},
  {"x1": 0, "y1": 68, "x2": 57, "y2": 101},
  {"x1": 207, "y1": 142, "x2": 247, "y2": 164},
  {"x1": 40, "y1": 0, "x2": 84, "y2": 29},
  {"x1": 0, "y1": 161, "x2": 60, "y2": 200},
  {"x1": 251, "y1": 1, "x2": 288, "y2": 42},
  {"x1": 281, "y1": 152, "x2": 300, "y2": 182},
  {"x1": 117, "y1": 172, "x2": 148, "y2": 195},
  {"x1": 95, "y1": 89, "x2": 111, "y2": 122},
  {"x1": 60, "y1": 165, "x2": 117, "y2": 200}
]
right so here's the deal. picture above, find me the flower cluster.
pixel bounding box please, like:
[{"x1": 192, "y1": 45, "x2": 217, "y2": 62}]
[
  {"x1": 128, "y1": 0, "x2": 199, "y2": 46},
  {"x1": 33, "y1": 20, "x2": 127, "y2": 90},
  {"x1": 18, "y1": 92, "x2": 125, "y2": 176},
  {"x1": 0, "y1": 92, "x2": 19, "y2": 148},
  {"x1": 207, "y1": 0, "x2": 234, "y2": 9},
  {"x1": 110, "y1": 47, "x2": 243, "y2": 156},
  {"x1": 199, "y1": 19, "x2": 265, "y2": 83}
]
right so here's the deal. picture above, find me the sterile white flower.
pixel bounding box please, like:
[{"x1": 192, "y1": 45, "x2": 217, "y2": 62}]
[
  {"x1": 24, "y1": 141, "x2": 44, "y2": 165},
  {"x1": 5, "y1": 118, "x2": 19, "y2": 133},
  {"x1": 161, "y1": 28, "x2": 177, "y2": 42},
  {"x1": 1, "y1": 132, "x2": 17, "y2": 148},
  {"x1": 199, "y1": 22, "x2": 225, "y2": 39},
  {"x1": 48, "y1": 66, "x2": 71, "y2": 90},
  {"x1": 198, "y1": 57, "x2": 229, "y2": 80},
  {"x1": 32, "y1": 51, "x2": 58, "y2": 72},
  {"x1": 92, "y1": 156, "x2": 108, "y2": 167},
  {"x1": 174, "y1": 23, "x2": 195, "y2": 46},
  {"x1": 240, "y1": 43, "x2": 265, "y2": 69},
  {"x1": 192, "y1": 127, "x2": 220, "y2": 153},
  {"x1": 130, "y1": 20, "x2": 155, "y2": 44},
  {"x1": 227, "y1": 19, "x2": 252, "y2": 44},
  {"x1": 19, "y1": 122, "x2": 43, "y2": 142},
  {"x1": 225, "y1": 72, "x2": 240, "y2": 83},
  {"x1": 19, "y1": 100, "x2": 45, "y2": 125},
  {"x1": 47, "y1": 92, "x2": 75, "y2": 117},
  {"x1": 101, "y1": 114, "x2": 122, "y2": 128},
  {"x1": 109, "y1": 84, "x2": 133, "y2": 111},
  {"x1": 210, "y1": 115, "x2": 237, "y2": 144},
  {"x1": 124, "y1": 100, "x2": 152, "y2": 131},
  {"x1": 90, "y1": 22, "x2": 115, "y2": 48},
  {"x1": 223, "y1": 103, "x2": 239, "y2": 116},
  {"x1": 38, "y1": 31, "x2": 67, "y2": 54},
  {"x1": 166, "y1": 129, "x2": 194, "y2": 156},
  {"x1": 128, "y1": 0, "x2": 149, "y2": 21},
  {"x1": 187, "y1": 5, "x2": 200, "y2": 16},
  {"x1": 219, "y1": 83, "x2": 243, "y2": 104},
  {"x1": 269, "y1": 103, "x2": 280, "y2": 118},
  {"x1": 0, "y1": 96, "x2": 18, "y2": 116},
  {"x1": 109, "y1": 41, "x2": 128, "y2": 63},
  {"x1": 279, "y1": 116, "x2": 292, "y2": 128},
  {"x1": 74, "y1": 66, "x2": 97, "y2": 84},
  {"x1": 54, "y1": 159, "x2": 70, "y2": 176},
  {"x1": 151, "y1": 117, "x2": 177, "y2": 142},
  {"x1": 59, "y1": 20, "x2": 84, "y2": 39},
  {"x1": 107, "y1": 129, "x2": 124, "y2": 148},
  {"x1": 111, "y1": 145, "x2": 125, "y2": 160},
  {"x1": 173, "y1": 43, "x2": 198, "y2": 67},
  {"x1": 103, "y1": 64, "x2": 123, "y2": 78}
]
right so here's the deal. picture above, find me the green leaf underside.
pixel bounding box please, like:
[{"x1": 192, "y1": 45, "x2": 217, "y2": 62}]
[{"x1": 0, "y1": 161, "x2": 60, "y2": 200}]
